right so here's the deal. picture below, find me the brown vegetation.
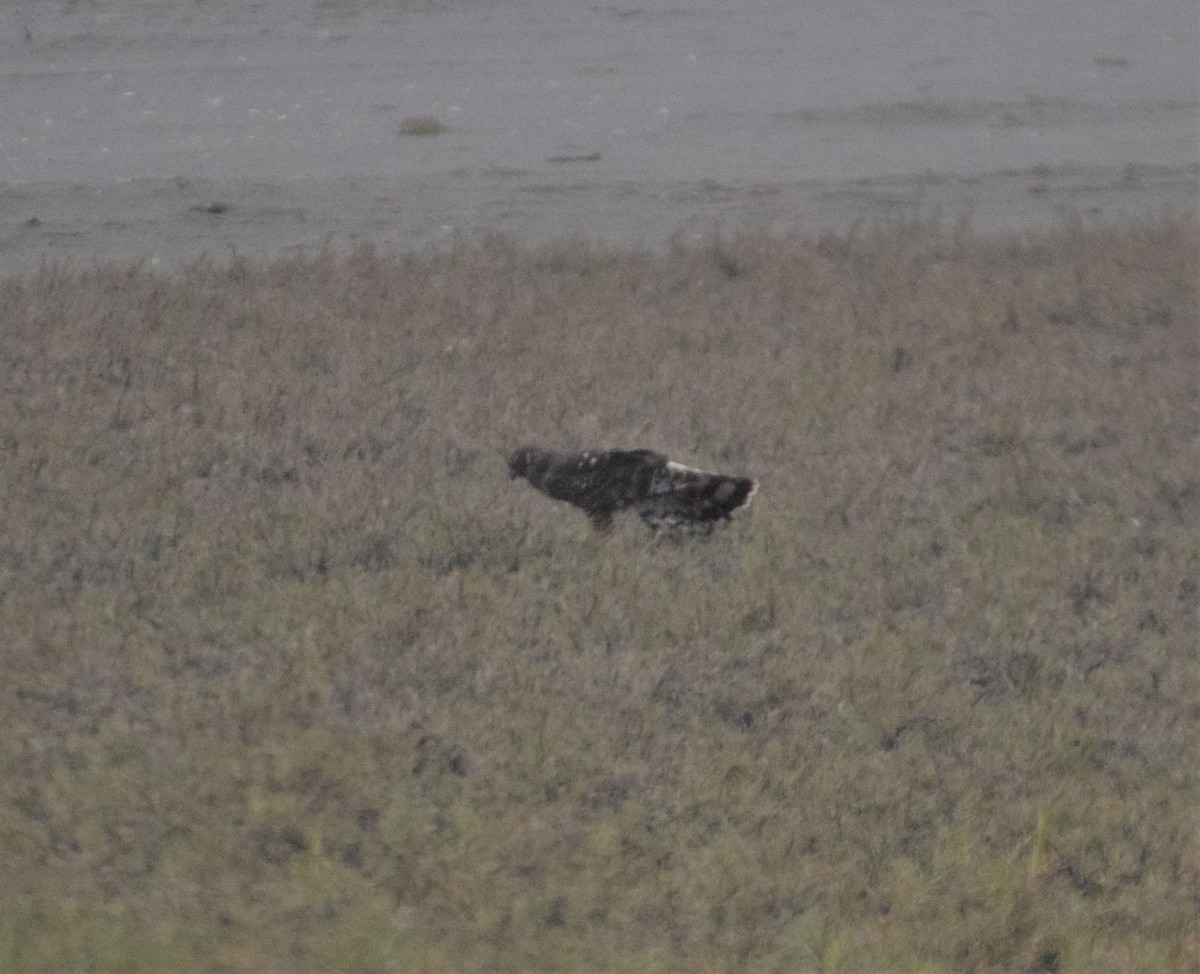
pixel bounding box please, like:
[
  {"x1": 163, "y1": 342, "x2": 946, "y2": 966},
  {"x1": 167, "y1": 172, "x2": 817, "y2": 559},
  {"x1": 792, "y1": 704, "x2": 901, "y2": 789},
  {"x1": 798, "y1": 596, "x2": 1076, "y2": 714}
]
[{"x1": 1, "y1": 218, "x2": 1197, "y2": 970}]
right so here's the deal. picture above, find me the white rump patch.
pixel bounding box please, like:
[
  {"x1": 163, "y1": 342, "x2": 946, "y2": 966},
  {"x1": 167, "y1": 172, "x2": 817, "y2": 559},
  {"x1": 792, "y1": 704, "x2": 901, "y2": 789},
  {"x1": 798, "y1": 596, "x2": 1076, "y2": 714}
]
[{"x1": 666, "y1": 460, "x2": 706, "y2": 476}]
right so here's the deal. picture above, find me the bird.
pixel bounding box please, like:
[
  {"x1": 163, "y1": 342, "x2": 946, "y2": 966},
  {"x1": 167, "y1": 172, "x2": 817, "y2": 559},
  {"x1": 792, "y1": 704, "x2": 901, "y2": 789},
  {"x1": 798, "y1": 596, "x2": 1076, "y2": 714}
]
[{"x1": 508, "y1": 445, "x2": 757, "y2": 534}]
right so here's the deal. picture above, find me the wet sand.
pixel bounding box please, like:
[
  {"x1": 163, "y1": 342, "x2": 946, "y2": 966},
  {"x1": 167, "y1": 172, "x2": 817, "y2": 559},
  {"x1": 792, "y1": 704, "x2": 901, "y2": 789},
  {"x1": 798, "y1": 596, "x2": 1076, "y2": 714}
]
[{"x1": 1, "y1": 0, "x2": 1196, "y2": 273}]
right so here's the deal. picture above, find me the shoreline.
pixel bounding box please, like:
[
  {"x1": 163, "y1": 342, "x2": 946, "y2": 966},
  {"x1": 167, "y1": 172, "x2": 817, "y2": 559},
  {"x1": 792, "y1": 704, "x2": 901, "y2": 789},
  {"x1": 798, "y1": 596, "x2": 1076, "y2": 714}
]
[{"x1": 3, "y1": 160, "x2": 1196, "y2": 275}]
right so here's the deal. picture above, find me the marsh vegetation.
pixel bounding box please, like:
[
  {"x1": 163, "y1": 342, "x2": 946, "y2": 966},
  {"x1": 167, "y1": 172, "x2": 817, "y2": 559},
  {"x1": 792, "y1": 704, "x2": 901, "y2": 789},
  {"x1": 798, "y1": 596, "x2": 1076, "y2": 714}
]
[{"x1": 1, "y1": 218, "x2": 1197, "y2": 971}]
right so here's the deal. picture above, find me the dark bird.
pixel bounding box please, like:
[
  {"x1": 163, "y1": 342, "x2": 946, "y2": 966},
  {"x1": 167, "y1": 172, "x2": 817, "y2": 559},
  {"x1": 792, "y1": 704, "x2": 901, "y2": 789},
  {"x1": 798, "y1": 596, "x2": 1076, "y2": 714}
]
[{"x1": 508, "y1": 446, "x2": 757, "y2": 533}]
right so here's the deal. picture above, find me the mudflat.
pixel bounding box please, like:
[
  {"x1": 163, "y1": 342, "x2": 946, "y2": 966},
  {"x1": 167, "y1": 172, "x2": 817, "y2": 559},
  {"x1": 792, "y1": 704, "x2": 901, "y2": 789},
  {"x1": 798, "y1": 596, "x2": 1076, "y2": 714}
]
[{"x1": 1, "y1": 0, "x2": 1196, "y2": 272}]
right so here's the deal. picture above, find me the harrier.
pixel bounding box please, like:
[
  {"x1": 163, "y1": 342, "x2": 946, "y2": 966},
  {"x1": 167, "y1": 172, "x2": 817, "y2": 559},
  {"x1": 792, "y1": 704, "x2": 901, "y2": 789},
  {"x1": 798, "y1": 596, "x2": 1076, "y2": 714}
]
[{"x1": 508, "y1": 446, "x2": 757, "y2": 533}]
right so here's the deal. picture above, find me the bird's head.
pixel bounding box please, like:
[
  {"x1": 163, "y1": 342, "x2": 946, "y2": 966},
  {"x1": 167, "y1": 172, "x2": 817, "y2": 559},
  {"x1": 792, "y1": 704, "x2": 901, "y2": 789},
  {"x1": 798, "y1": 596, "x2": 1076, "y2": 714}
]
[{"x1": 507, "y1": 445, "x2": 544, "y2": 481}]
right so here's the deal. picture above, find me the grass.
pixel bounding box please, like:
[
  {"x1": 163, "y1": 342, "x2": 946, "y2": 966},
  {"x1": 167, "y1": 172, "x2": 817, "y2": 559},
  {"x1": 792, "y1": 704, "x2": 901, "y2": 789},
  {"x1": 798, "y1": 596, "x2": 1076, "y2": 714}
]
[{"x1": 1, "y1": 217, "x2": 1197, "y2": 972}]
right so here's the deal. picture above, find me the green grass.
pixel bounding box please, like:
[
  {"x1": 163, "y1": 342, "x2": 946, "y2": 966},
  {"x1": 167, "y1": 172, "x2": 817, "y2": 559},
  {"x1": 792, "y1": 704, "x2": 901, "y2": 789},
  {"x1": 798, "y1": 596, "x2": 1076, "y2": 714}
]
[{"x1": 1, "y1": 219, "x2": 1197, "y2": 971}]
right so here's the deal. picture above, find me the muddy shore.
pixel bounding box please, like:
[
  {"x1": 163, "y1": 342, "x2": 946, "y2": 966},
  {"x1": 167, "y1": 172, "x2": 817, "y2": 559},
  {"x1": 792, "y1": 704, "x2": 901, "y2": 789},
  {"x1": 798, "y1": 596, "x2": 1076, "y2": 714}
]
[{"x1": 2, "y1": 0, "x2": 1195, "y2": 273}]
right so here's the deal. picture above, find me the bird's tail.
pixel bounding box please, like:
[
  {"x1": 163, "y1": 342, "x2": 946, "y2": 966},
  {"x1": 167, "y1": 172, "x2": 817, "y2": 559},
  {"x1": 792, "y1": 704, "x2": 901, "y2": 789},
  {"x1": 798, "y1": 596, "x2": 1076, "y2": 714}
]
[{"x1": 640, "y1": 462, "x2": 758, "y2": 529}]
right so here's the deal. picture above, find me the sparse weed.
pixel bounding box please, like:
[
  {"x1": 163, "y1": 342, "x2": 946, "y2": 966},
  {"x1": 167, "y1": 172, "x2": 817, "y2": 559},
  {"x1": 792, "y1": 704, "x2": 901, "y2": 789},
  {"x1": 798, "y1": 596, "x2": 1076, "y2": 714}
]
[{"x1": 399, "y1": 115, "x2": 446, "y2": 136}]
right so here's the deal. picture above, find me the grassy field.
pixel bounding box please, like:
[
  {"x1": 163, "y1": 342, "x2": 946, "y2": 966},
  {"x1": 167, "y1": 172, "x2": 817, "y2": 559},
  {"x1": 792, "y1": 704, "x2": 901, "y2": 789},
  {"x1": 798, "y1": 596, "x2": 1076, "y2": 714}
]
[{"x1": 1, "y1": 217, "x2": 1197, "y2": 972}]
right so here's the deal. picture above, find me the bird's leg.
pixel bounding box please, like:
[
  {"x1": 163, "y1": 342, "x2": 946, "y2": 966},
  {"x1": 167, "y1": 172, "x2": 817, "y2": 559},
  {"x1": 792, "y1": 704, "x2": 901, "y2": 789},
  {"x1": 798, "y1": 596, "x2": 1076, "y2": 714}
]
[{"x1": 651, "y1": 525, "x2": 685, "y2": 547}]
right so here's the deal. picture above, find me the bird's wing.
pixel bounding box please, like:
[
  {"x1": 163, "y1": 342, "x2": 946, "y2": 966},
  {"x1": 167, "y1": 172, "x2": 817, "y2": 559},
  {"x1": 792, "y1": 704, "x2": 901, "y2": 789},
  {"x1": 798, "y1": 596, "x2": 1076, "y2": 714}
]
[{"x1": 539, "y1": 449, "x2": 666, "y2": 513}]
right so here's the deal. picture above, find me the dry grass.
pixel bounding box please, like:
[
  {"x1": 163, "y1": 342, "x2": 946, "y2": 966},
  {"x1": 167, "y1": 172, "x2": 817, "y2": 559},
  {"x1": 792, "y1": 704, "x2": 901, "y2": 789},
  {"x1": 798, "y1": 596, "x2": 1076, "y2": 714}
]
[{"x1": 1, "y1": 218, "x2": 1197, "y2": 972}]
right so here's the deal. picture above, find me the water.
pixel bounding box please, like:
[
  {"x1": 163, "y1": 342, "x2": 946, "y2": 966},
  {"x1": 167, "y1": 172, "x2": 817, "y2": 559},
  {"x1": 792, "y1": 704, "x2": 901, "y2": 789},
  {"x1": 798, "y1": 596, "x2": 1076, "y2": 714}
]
[{"x1": 1, "y1": 0, "x2": 1195, "y2": 270}]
